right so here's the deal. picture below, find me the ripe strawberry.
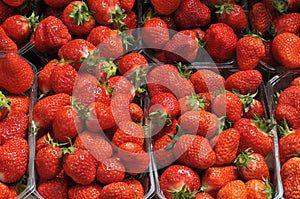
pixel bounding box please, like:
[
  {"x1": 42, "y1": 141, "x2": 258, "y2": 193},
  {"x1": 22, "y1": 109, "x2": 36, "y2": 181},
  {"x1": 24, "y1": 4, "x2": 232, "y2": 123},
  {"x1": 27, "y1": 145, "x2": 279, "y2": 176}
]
[
  {"x1": 68, "y1": 184, "x2": 102, "y2": 199},
  {"x1": 43, "y1": 0, "x2": 73, "y2": 8},
  {"x1": 212, "y1": 92, "x2": 242, "y2": 122},
  {"x1": 245, "y1": 179, "x2": 274, "y2": 199},
  {"x1": 173, "y1": 134, "x2": 216, "y2": 169},
  {"x1": 38, "y1": 178, "x2": 69, "y2": 199},
  {"x1": 216, "y1": 180, "x2": 247, "y2": 199},
  {"x1": 249, "y1": 2, "x2": 272, "y2": 36},
  {"x1": 272, "y1": 32, "x2": 300, "y2": 69},
  {"x1": 119, "y1": 0, "x2": 135, "y2": 11},
  {"x1": 196, "y1": 192, "x2": 214, "y2": 199},
  {"x1": 62, "y1": 1, "x2": 95, "y2": 36},
  {"x1": 243, "y1": 98, "x2": 264, "y2": 119},
  {"x1": 87, "y1": 0, "x2": 120, "y2": 25},
  {"x1": 178, "y1": 110, "x2": 219, "y2": 139},
  {"x1": 215, "y1": 3, "x2": 247, "y2": 32},
  {"x1": 0, "y1": 27, "x2": 18, "y2": 51},
  {"x1": 118, "y1": 53, "x2": 148, "y2": 75},
  {"x1": 118, "y1": 10, "x2": 137, "y2": 29},
  {"x1": 142, "y1": 17, "x2": 169, "y2": 48},
  {"x1": 112, "y1": 121, "x2": 144, "y2": 147},
  {"x1": 0, "y1": 92, "x2": 9, "y2": 121},
  {"x1": 204, "y1": 23, "x2": 238, "y2": 62},
  {"x1": 235, "y1": 149, "x2": 270, "y2": 181},
  {"x1": 129, "y1": 103, "x2": 143, "y2": 122},
  {"x1": 0, "y1": 182, "x2": 10, "y2": 199},
  {"x1": 150, "y1": 0, "x2": 180, "y2": 15},
  {"x1": 124, "y1": 178, "x2": 144, "y2": 199},
  {"x1": 6, "y1": 94, "x2": 30, "y2": 115},
  {"x1": 276, "y1": 104, "x2": 300, "y2": 129},
  {"x1": 153, "y1": 133, "x2": 176, "y2": 167},
  {"x1": 0, "y1": 1, "x2": 15, "y2": 24},
  {"x1": 174, "y1": 0, "x2": 211, "y2": 29},
  {"x1": 0, "y1": 137, "x2": 28, "y2": 183},
  {"x1": 100, "y1": 182, "x2": 135, "y2": 199},
  {"x1": 0, "y1": 111, "x2": 28, "y2": 145},
  {"x1": 234, "y1": 116, "x2": 274, "y2": 157},
  {"x1": 96, "y1": 156, "x2": 125, "y2": 184},
  {"x1": 225, "y1": 70, "x2": 262, "y2": 95},
  {"x1": 261, "y1": 41, "x2": 278, "y2": 67},
  {"x1": 281, "y1": 157, "x2": 300, "y2": 199},
  {"x1": 272, "y1": 13, "x2": 300, "y2": 35},
  {"x1": 159, "y1": 165, "x2": 200, "y2": 199},
  {"x1": 74, "y1": 130, "x2": 113, "y2": 162},
  {"x1": 277, "y1": 85, "x2": 300, "y2": 109},
  {"x1": 210, "y1": 128, "x2": 240, "y2": 166},
  {"x1": 152, "y1": 118, "x2": 178, "y2": 141},
  {"x1": 38, "y1": 59, "x2": 57, "y2": 94},
  {"x1": 201, "y1": 166, "x2": 239, "y2": 197},
  {"x1": 236, "y1": 35, "x2": 266, "y2": 71},
  {"x1": 33, "y1": 16, "x2": 72, "y2": 53},
  {"x1": 8, "y1": 186, "x2": 18, "y2": 199},
  {"x1": 179, "y1": 92, "x2": 211, "y2": 114},
  {"x1": 63, "y1": 148, "x2": 97, "y2": 185},
  {"x1": 0, "y1": 52, "x2": 34, "y2": 94},
  {"x1": 2, "y1": 0, "x2": 24, "y2": 7}
]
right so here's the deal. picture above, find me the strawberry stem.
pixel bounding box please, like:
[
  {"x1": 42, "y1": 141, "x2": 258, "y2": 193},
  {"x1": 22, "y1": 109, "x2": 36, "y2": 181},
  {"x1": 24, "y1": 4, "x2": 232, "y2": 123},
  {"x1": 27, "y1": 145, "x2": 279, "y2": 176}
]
[
  {"x1": 166, "y1": 185, "x2": 197, "y2": 199},
  {"x1": 0, "y1": 91, "x2": 11, "y2": 114},
  {"x1": 272, "y1": 0, "x2": 289, "y2": 13},
  {"x1": 149, "y1": 109, "x2": 172, "y2": 127},
  {"x1": 215, "y1": 2, "x2": 236, "y2": 15},
  {"x1": 234, "y1": 148, "x2": 255, "y2": 169},
  {"x1": 185, "y1": 90, "x2": 208, "y2": 111},
  {"x1": 251, "y1": 114, "x2": 276, "y2": 134},
  {"x1": 232, "y1": 88, "x2": 257, "y2": 114},
  {"x1": 277, "y1": 119, "x2": 293, "y2": 138},
  {"x1": 69, "y1": 1, "x2": 94, "y2": 26},
  {"x1": 25, "y1": 12, "x2": 39, "y2": 32},
  {"x1": 177, "y1": 62, "x2": 192, "y2": 79}
]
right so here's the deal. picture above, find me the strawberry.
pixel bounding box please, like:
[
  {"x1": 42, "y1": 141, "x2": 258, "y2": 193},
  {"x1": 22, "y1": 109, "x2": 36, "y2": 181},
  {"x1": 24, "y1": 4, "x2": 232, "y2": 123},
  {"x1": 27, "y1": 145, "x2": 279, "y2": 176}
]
[
  {"x1": 212, "y1": 92, "x2": 242, "y2": 122},
  {"x1": 68, "y1": 184, "x2": 102, "y2": 199},
  {"x1": 151, "y1": 0, "x2": 180, "y2": 15},
  {"x1": 178, "y1": 110, "x2": 219, "y2": 139},
  {"x1": 2, "y1": 0, "x2": 24, "y2": 7},
  {"x1": 142, "y1": 17, "x2": 169, "y2": 48},
  {"x1": 281, "y1": 157, "x2": 300, "y2": 199},
  {"x1": 273, "y1": 0, "x2": 300, "y2": 13},
  {"x1": 245, "y1": 179, "x2": 274, "y2": 199},
  {"x1": 277, "y1": 85, "x2": 300, "y2": 109},
  {"x1": 49, "y1": 61, "x2": 78, "y2": 95},
  {"x1": 0, "y1": 52, "x2": 34, "y2": 94},
  {"x1": 118, "y1": 53, "x2": 148, "y2": 75},
  {"x1": 244, "y1": 98, "x2": 264, "y2": 119},
  {"x1": 123, "y1": 178, "x2": 144, "y2": 199},
  {"x1": 0, "y1": 27, "x2": 18, "y2": 52},
  {"x1": 33, "y1": 93, "x2": 70, "y2": 130},
  {"x1": 179, "y1": 92, "x2": 211, "y2": 114},
  {"x1": 235, "y1": 149, "x2": 270, "y2": 181},
  {"x1": 272, "y1": 13, "x2": 300, "y2": 35},
  {"x1": 201, "y1": 166, "x2": 239, "y2": 197},
  {"x1": 190, "y1": 69, "x2": 225, "y2": 94},
  {"x1": 43, "y1": 0, "x2": 73, "y2": 8},
  {"x1": 0, "y1": 137, "x2": 28, "y2": 183},
  {"x1": 261, "y1": 41, "x2": 278, "y2": 67},
  {"x1": 159, "y1": 165, "x2": 200, "y2": 199},
  {"x1": 0, "y1": 1, "x2": 15, "y2": 24},
  {"x1": 100, "y1": 182, "x2": 135, "y2": 199},
  {"x1": 234, "y1": 116, "x2": 275, "y2": 157},
  {"x1": 0, "y1": 92, "x2": 9, "y2": 121},
  {"x1": 215, "y1": 3, "x2": 247, "y2": 32},
  {"x1": 96, "y1": 156, "x2": 125, "y2": 184},
  {"x1": 63, "y1": 148, "x2": 97, "y2": 185},
  {"x1": 87, "y1": 0, "x2": 120, "y2": 25},
  {"x1": 196, "y1": 192, "x2": 214, "y2": 199},
  {"x1": 153, "y1": 133, "x2": 176, "y2": 167},
  {"x1": 152, "y1": 118, "x2": 178, "y2": 141},
  {"x1": 249, "y1": 2, "x2": 272, "y2": 36},
  {"x1": 129, "y1": 103, "x2": 143, "y2": 122},
  {"x1": 112, "y1": 121, "x2": 144, "y2": 147},
  {"x1": 38, "y1": 178, "x2": 69, "y2": 199},
  {"x1": 173, "y1": 134, "x2": 216, "y2": 169},
  {"x1": 74, "y1": 130, "x2": 113, "y2": 162},
  {"x1": 38, "y1": 59, "x2": 57, "y2": 94},
  {"x1": 6, "y1": 94, "x2": 29, "y2": 115},
  {"x1": 33, "y1": 16, "x2": 72, "y2": 53},
  {"x1": 225, "y1": 70, "x2": 262, "y2": 95},
  {"x1": 204, "y1": 23, "x2": 238, "y2": 62},
  {"x1": 216, "y1": 180, "x2": 247, "y2": 199},
  {"x1": 210, "y1": 128, "x2": 240, "y2": 166},
  {"x1": 58, "y1": 39, "x2": 96, "y2": 70},
  {"x1": 174, "y1": 0, "x2": 211, "y2": 29},
  {"x1": 291, "y1": 76, "x2": 300, "y2": 87},
  {"x1": 236, "y1": 35, "x2": 266, "y2": 71},
  {"x1": 276, "y1": 104, "x2": 300, "y2": 129},
  {"x1": 0, "y1": 111, "x2": 28, "y2": 145},
  {"x1": 62, "y1": 1, "x2": 95, "y2": 36},
  {"x1": 0, "y1": 182, "x2": 10, "y2": 199},
  {"x1": 119, "y1": 0, "x2": 135, "y2": 11},
  {"x1": 118, "y1": 10, "x2": 137, "y2": 29},
  {"x1": 272, "y1": 32, "x2": 300, "y2": 69}
]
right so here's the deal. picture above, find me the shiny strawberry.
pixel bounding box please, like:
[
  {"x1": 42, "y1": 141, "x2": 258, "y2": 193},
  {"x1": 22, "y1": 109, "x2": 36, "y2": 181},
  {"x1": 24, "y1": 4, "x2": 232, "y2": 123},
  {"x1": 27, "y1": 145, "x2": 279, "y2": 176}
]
[
  {"x1": 216, "y1": 180, "x2": 247, "y2": 199},
  {"x1": 96, "y1": 156, "x2": 125, "y2": 184},
  {"x1": 0, "y1": 137, "x2": 28, "y2": 183},
  {"x1": 38, "y1": 59, "x2": 57, "y2": 94},
  {"x1": 201, "y1": 166, "x2": 239, "y2": 197},
  {"x1": 174, "y1": 0, "x2": 211, "y2": 29},
  {"x1": 261, "y1": 41, "x2": 278, "y2": 67},
  {"x1": 150, "y1": 0, "x2": 180, "y2": 15},
  {"x1": 100, "y1": 182, "x2": 135, "y2": 199},
  {"x1": 153, "y1": 133, "x2": 176, "y2": 167},
  {"x1": 68, "y1": 184, "x2": 102, "y2": 199},
  {"x1": 62, "y1": 1, "x2": 95, "y2": 36},
  {"x1": 249, "y1": 2, "x2": 272, "y2": 36},
  {"x1": 281, "y1": 157, "x2": 300, "y2": 199},
  {"x1": 0, "y1": 27, "x2": 18, "y2": 51},
  {"x1": 38, "y1": 178, "x2": 69, "y2": 199},
  {"x1": 159, "y1": 165, "x2": 200, "y2": 199},
  {"x1": 0, "y1": 52, "x2": 34, "y2": 94},
  {"x1": 196, "y1": 192, "x2": 214, "y2": 199},
  {"x1": 272, "y1": 13, "x2": 300, "y2": 35},
  {"x1": 204, "y1": 23, "x2": 238, "y2": 62},
  {"x1": 235, "y1": 149, "x2": 270, "y2": 181},
  {"x1": 43, "y1": 0, "x2": 73, "y2": 8},
  {"x1": 2, "y1": 0, "x2": 24, "y2": 7},
  {"x1": 179, "y1": 92, "x2": 211, "y2": 114},
  {"x1": 129, "y1": 103, "x2": 143, "y2": 122},
  {"x1": 0, "y1": 182, "x2": 10, "y2": 199},
  {"x1": 87, "y1": 0, "x2": 120, "y2": 25},
  {"x1": 245, "y1": 179, "x2": 274, "y2": 199},
  {"x1": 272, "y1": 32, "x2": 300, "y2": 69},
  {"x1": 118, "y1": 53, "x2": 148, "y2": 75},
  {"x1": 173, "y1": 134, "x2": 216, "y2": 169},
  {"x1": 119, "y1": 0, "x2": 135, "y2": 11},
  {"x1": 152, "y1": 118, "x2": 178, "y2": 141},
  {"x1": 244, "y1": 98, "x2": 264, "y2": 119},
  {"x1": 124, "y1": 178, "x2": 144, "y2": 199}
]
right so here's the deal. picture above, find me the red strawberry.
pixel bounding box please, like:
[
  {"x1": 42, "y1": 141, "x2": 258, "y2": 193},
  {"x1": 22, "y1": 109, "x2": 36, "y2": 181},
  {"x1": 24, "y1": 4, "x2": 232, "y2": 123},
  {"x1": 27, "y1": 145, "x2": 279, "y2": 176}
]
[
  {"x1": 96, "y1": 157, "x2": 125, "y2": 184},
  {"x1": 272, "y1": 32, "x2": 300, "y2": 69},
  {"x1": 174, "y1": 0, "x2": 211, "y2": 29},
  {"x1": 2, "y1": 0, "x2": 24, "y2": 7},
  {"x1": 281, "y1": 157, "x2": 300, "y2": 199},
  {"x1": 33, "y1": 16, "x2": 72, "y2": 53},
  {"x1": 204, "y1": 23, "x2": 238, "y2": 62},
  {"x1": 0, "y1": 111, "x2": 28, "y2": 145},
  {"x1": 245, "y1": 179, "x2": 274, "y2": 199},
  {"x1": 235, "y1": 149, "x2": 270, "y2": 181},
  {"x1": 123, "y1": 178, "x2": 144, "y2": 199},
  {"x1": 249, "y1": 2, "x2": 272, "y2": 36},
  {"x1": 118, "y1": 53, "x2": 148, "y2": 75},
  {"x1": 201, "y1": 166, "x2": 239, "y2": 197},
  {"x1": 0, "y1": 92, "x2": 9, "y2": 121},
  {"x1": 0, "y1": 1, "x2": 15, "y2": 24},
  {"x1": 291, "y1": 76, "x2": 300, "y2": 87},
  {"x1": 33, "y1": 93, "x2": 70, "y2": 130},
  {"x1": 152, "y1": 118, "x2": 178, "y2": 141},
  {"x1": 36, "y1": 134, "x2": 53, "y2": 151},
  {"x1": 38, "y1": 59, "x2": 57, "y2": 94},
  {"x1": 153, "y1": 133, "x2": 176, "y2": 167},
  {"x1": 216, "y1": 180, "x2": 247, "y2": 199},
  {"x1": 215, "y1": 3, "x2": 247, "y2": 32},
  {"x1": 62, "y1": 1, "x2": 96, "y2": 36},
  {"x1": 6, "y1": 94, "x2": 30, "y2": 115},
  {"x1": 151, "y1": 0, "x2": 180, "y2": 15},
  {"x1": 63, "y1": 148, "x2": 97, "y2": 185},
  {"x1": 196, "y1": 192, "x2": 214, "y2": 199},
  {"x1": 261, "y1": 41, "x2": 278, "y2": 67},
  {"x1": 173, "y1": 134, "x2": 216, "y2": 169},
  {"x1": 273, "y1": 13, "x2": 300, "y2": 35},
  {"x1": 225, "y1": 70, "x2": 262, "y2": 95},
  {"x1": 38, "y1": 178, "x2": 69, "y2": 199},
  {"x1": 68, "y1": 184, "x2": 102, "y2": 199},
  {"x1": 100, "y1": 182, "x2": 135, "y2": 199},
  {"x1": 0, "y1": 137, "x2": 28, "y2": 183},
  {"x1": 43, "y1": 0, "x2": 73, "y2": 8},
  {"x1": 0, "y1": 52, "x2": 34, "y2": 94},
  {"x1": 179, "y1": 92, "x2": 211, "y2": 114},
  {"x1": 0, "y1": 27, "x2": 18, "y2": 51},
  {"x1": 87, "y1": 0, "x2": 120, "y2": 25},
  {"x1": 159, "y1": 165, "x2": 200, "y2": 199},
  {"x1": 119, "y1": 0, "x2": 135, "y2": 11},
  {"x1": 236, "y1": 35, "x2": 266, "y2": 71},
  {"x1": 0, "y1": 182, "x2": 10, "y2": 199},
  {"x1": 129, "y1": 103, "x2": 143, "y2": 122},
  {"x1": 244, "y1": 98, "x2": 264, "y2": 119},
  {"x1": 277, "y1": 85, "x2": 300, "y2": 109}
]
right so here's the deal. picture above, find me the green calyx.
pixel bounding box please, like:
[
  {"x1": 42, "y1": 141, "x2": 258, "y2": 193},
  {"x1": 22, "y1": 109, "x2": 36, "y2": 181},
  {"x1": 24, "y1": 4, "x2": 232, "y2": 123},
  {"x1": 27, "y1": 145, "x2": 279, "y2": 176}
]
[
  {"x1": 70, "y1": 98, "x2": 90, "y2": 120},
  {"x1": 215, "y1": 2, "x2": 236, "y2": 15},
  {"x1": 166, "y1": 185, "x2": 197, "y2": 199},
  {"x1": 43, "y1": 133, "x2": 69, "y2": 148},
  {"x1": 245, "y1": 30, "x2": 267, "y2": 42},
  {"x1": 15, "y1": 175, "x2": 27, "y2": 194},
  {"x1": 251, "y1": 114, "x2": 276, "y2": 135},
  {"x1": 0, "y1": 91, "x2": 11, "y2": 114},
  {"x1": 234, "y1": 148, "x2": 255, "y2": 169},
  {"x1": 100, "y1": 58, "x2": 118, "y2": 80},
  {"x1": 272, "y1": 0, "x2": 289, "y2": 14},
  {"x1": 25, "y1": 12, "x2": 39, "y2": 32},
  {"x1": 177, "y1": 62, "x2": 192, "y2": 79},
  {"x1": 164, "y1": 124, "x2": 182, "y2": 151},
  {"x1": 108, "y1": 6, "x2": 127, "y2": 30},
  {"x1": 69, "y1": 1, "x2": 94, "y2": 26},
  {"x1": 217, "y1": 116, "x2": 233, "y2": 133},
  {"x1": 232, "y1": 88, "x2": 257, "y2": 114},
  {"x1": 128, "y1": 65, "x2": 148, "y2": 94},
  {"x1": 288, "y1": 150, "x2": 300, "y2": 158},
  {"x1": 277, "y1": 119, "x2": 293, "y2": 138},
  {"x1": 185, "y1": 90, "x2": 208, "y2": 111},
  {"x1": 149, "y1": 109, "x2": 172, "y2": 127},
  {"x1": 262, "y1": 177, "x2": 274, "y2": 199}
]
